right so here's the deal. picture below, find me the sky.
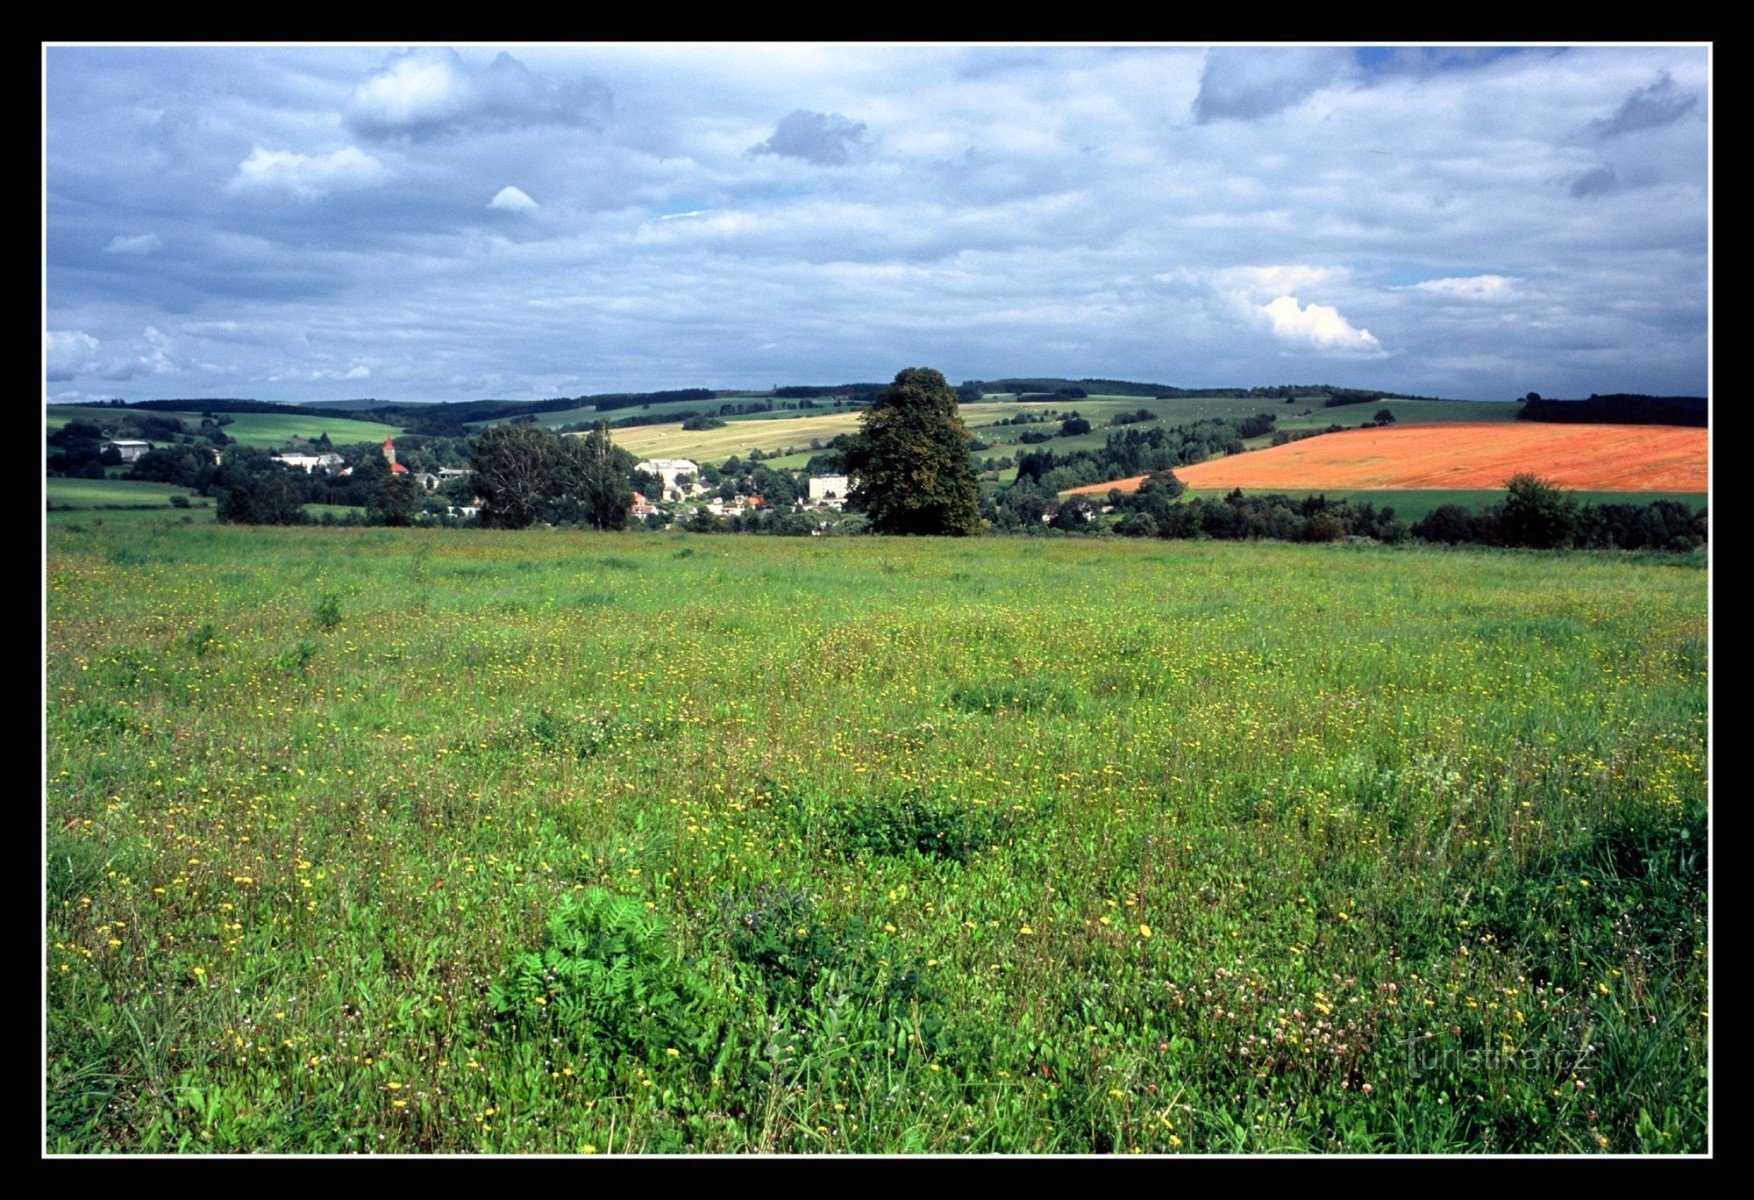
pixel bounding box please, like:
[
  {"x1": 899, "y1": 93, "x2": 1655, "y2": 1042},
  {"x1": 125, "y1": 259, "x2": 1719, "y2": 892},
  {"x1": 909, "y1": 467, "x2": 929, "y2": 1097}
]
[{"x1": 44, "y1": 43, "x2": 1710, "y2": 405}]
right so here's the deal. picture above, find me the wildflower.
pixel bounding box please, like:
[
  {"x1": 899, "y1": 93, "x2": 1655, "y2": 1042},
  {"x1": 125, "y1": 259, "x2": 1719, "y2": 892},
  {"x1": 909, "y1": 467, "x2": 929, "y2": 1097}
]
[{"x1": 1139, "y1": 924, "x2": 1152, "y2": 939}]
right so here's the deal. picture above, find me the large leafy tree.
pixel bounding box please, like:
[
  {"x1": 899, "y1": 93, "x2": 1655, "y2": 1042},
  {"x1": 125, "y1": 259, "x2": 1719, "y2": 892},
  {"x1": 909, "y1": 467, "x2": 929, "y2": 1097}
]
[
  {"x1": 469, "y1": 422, "x2": 557, "y2": 528},
  {"x1": 842, "y1": 367, "x2": 982, "y2": 536},
  {"x1": 551, "y1": 422, "x2": 636, "y2": 531},
  {"x1": 469, "y1": 420, "x2": 635, "y2": 530},
  {"x1": 1498, "y1": 472, "x2": 1579, "y2": 549}
]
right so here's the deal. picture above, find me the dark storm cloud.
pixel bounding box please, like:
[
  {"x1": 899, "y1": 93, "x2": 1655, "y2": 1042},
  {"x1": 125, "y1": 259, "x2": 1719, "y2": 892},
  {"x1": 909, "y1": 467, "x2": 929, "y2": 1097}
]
[
  {"x1": 750, "y1": 110, "x2": 873, "y2": 166},
  {"x1": 1590, "y1": 71, "x2": 1699, "y2": 138}
]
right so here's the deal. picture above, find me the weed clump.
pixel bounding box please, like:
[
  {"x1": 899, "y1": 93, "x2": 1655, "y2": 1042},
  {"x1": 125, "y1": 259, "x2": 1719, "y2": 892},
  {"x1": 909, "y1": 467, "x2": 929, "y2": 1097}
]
[
  {"x1": 831, "y1": 789, "x2": 1013, "y2": 863},
  {"x1": 490, "y1": 889, "x2": 709, "y2": 1071}
]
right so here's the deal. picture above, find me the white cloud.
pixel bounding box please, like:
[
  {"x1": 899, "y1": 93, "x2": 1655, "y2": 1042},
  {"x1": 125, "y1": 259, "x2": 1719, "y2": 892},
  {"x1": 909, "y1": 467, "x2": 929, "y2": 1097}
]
[
  {"x1": 104, "y1": 232, "x2": 163, "y2": 256},
  {"x1": 1410, "y1": 274, "x2": 1517, "y2": 301},
  {"x1": 347, "y1": 48, "x2": 610, "y2": 139},
  {"x1": 45, "y1": 330, "x2": 102, "y2": 381},
  {"x1": 1195, "y1": 264, "x2": 1346, "y2": 299},
  {"x1": 226, "y1": 145, "x2": 387, "y2": 201},
  {"x1": 1258, "y1": 295, "x2": 1383, "y2": 354},
  {"x1": 1194, "y1": 48, "x2": 1355, "y2": 122},
  {"x1": 350, "y1": 54, "x2": 471, "y2": 132},
  {"x1": 488, "y1": 185, "x2": 539, "y2": 212}
]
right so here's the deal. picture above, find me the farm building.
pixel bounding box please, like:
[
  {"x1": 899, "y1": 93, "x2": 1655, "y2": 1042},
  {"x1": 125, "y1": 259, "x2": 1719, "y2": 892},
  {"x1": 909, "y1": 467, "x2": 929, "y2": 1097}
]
[
  {"x1": 636, "y1": 459, "x2": 700, "y2": 500},
  {"x1": 272, "y1": 451, "x2": 344, "y2": 473},
  {"x1": 101, "y1": 439, "x2": 152, "y2": 463},
  {"x1": 808, "y1": 474, "x2": 850, "y2": 508}
]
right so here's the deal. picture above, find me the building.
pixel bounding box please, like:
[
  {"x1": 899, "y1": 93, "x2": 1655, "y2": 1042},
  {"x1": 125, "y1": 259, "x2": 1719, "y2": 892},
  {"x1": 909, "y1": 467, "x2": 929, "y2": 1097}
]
[
  {"x1": 808, "y1": 474, "x2": 850, "y2": 508},
  {"x1": 635, "y1": 459, "x2": 700, "y2": 500},
  {"x1": 383, "y1": 435, "x2": 408, "y2": 475},
  {"x1": 630, "y1": 492, "x2": 659, "y2": 519},
  {"x1": 272, "y1": 452, "x2": 344, "y2": 474},
  {"x1": 101, "y1": 439, "x2": 152, "y2": 463}
]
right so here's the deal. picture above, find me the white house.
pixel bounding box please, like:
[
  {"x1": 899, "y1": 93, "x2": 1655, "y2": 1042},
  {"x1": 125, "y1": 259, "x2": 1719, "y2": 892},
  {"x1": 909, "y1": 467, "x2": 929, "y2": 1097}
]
[
  {"x1": 272, "y1": 452, "x2": 344, "y2": 474},
  {"x1": 635, "y1": 459, "x2": 701, "y2": 500},
  {"x1": 808, "y1": 474, "x2": 850, "y2": 508},
  {"x1": 102, "y1": 439, "x2": 152, "y2": 463}
]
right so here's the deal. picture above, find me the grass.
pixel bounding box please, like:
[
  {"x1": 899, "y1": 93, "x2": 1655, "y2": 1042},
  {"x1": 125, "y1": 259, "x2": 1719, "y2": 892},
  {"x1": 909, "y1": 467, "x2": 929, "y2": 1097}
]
[
  {"x1": 1179, "y1": 489, "x2": 1709, "y2": 524},
  {"x1": 1275, "y1": 399, "x2": 1523, "y2": 433},
  {"x1": 167, "y1": 412, "x2": 406, "y2": 449},
  {"x1": 595, "y1": 412, "x2": 870, "y2": 462},
  {"x1": 44, "y1": 406, "x2": 404, "y2": 448},
  {"x1": 45, "y1": 524, "x2": 1706, "y2": 1153},
  {"x1": 46, "y1": 478, "x2": 208, "y2": 510}
]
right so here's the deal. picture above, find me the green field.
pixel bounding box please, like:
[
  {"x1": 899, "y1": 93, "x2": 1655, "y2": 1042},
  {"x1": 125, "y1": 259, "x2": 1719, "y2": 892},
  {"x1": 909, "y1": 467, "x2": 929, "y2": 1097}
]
[
  {"x1": 45, "y1": 405, "x2": 404, "y2": 449},
  {"x1": 46, "y1": 477, "x2": 208, "y2": 510},
  {"x1": 1179, "y1": 488, "x2": 1708, "y2": 524},
  {"x1": 1275, "y1": 399, "x2": 1523, "y2": 434},
  {"x1": 45, "y1": 523, "x2": 1705, "y2": 1154}
]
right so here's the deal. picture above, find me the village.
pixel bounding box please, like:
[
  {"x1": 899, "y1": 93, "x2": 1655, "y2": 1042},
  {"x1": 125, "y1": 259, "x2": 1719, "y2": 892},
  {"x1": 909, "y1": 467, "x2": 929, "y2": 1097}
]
[{"x1": 76, "y1": 424, "x2": 860, "y2": 530}]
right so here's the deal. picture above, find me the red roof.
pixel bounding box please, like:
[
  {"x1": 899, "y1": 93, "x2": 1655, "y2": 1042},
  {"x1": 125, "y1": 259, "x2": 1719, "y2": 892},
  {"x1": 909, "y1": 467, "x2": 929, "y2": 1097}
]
[{"x1": 390, "y1": 462, "x2": 408, "y2": 474}]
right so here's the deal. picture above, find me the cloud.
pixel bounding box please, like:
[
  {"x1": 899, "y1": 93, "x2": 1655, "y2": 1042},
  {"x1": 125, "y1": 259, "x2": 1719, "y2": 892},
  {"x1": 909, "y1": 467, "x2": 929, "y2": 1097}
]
[
  {"x1": 1199, "y1": 264, "x2": 1346, "y2": 299},
  {"x1": 1194, "y1": 47, "x2": 1354, "y2": 122},
  {"x1": 226, "y1": 145, "x2": 387, "y2": 200},
  {"x1": 45, "y1": 330, "x2": 102, "y2": 381},
  {"x1": 1409, "y1": 275, "x2": 1517, "y2": 301},
  {"x1": 104, "y1": 232, "x2": 163, "y2": 256},
  {"x1": 1258, "y1": 295, "x2": 1383, "y2": 354},
  {"x1": 1568, "y1": 164, "x2": 1619, "y2": 198},
  {"x1": 751, "y1": 110, "x2": 872, "y2": 165},
  {"x1": 1591, "y1": 71, "x2": 1698, "y2": 138},
  {"x1": 488, "y1": 185, "x2": 539, "y2": 212},
  {"x1": 348, "y1": 48, "x2": 610, "y2": 139}
]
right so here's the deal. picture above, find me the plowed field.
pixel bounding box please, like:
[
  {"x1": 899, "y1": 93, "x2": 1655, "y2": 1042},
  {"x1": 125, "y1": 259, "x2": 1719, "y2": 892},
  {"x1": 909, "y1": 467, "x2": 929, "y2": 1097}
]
[{"x1": 1066, "y1": 423, "x2": 1707, "y2": 494}]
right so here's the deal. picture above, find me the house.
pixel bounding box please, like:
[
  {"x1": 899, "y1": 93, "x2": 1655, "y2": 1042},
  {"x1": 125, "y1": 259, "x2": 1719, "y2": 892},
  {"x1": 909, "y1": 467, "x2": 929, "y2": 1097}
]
[
  {"x1": 808, "y1": 474, "x2": 850, "y2": 508},
  {"x1": 634, "y1": 459, "x2": 700, "y2": 500},
  {"x1": 272, "y1": 452, "x2": 344, "y2": 474},
  {"x1": 412, "y1": 471, "x2": 440, "y2": 491},
  {"x1": 102, "y1": 439, "x2": 152, "y2": 463},
  {"x1": 383, "y1": 435, "x2": 408, "y2": 475},
  {"x1": 630, "y1": 491, "x2": 659, "y2": 519}
]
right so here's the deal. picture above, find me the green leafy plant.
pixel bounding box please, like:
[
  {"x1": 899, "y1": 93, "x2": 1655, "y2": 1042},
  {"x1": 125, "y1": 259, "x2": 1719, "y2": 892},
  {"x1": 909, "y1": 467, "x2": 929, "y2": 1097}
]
[
  {"x1": 832, "y1": 789, "x2": 1014, "y2": 863},
  {"x1": 490, "y1": 889, "x2": 710, "y2": 1069}
]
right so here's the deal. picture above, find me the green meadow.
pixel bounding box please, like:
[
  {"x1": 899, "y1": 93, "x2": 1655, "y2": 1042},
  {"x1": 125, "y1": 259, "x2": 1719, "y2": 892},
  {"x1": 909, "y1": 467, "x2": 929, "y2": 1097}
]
[
  {"x1": 46, "y1": 478, "x2": 208, "y2": 510},
  {"x1": 46, "y1": 524, "x2": 1706, "y2": 1153},
  {"x1": 1179, "y1": 489, "x2": 1709, "y2": 525},
  {"x1": 44, "y1": 405, "x2": 404, "y2": 448}
]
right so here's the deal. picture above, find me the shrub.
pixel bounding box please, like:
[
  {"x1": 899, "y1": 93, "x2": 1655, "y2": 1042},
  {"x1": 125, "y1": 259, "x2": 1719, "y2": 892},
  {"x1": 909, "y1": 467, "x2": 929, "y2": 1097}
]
[
  {"x1": 720, "y1": 884, "x2": 846, "y2": 1005},
  {"x1": 831, "y1": 789, "x2": 1013, "y2": 863},
  {"x1": 489, "y1": 889, "x2": 710, "y2": 1067},
  {"x1": 1498, "y1": 473, "x2": 1578, "y2": 549}
]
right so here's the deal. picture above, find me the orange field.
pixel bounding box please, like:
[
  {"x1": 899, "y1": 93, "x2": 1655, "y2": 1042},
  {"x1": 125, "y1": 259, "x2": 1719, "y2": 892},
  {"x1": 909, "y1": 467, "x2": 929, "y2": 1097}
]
[{"x1": 1064, "y1": 422, "x2": 1707, "y2": 495}]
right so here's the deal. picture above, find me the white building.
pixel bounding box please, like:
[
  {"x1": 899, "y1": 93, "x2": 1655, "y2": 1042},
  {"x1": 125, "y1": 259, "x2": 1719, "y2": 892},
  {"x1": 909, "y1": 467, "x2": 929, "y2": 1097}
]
[
  {"x1": 102, "y1": 439, "x2": 152, "y2": 463},
  {"x1": 272, "y1": 452, "x2": 344, "y2": 474},
  {"x1": 635, "y1": 458, "x2": 700, "y2": 500},
  {"x1": 808, "y1": 474, "x2": 850, "y2": 508}
]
